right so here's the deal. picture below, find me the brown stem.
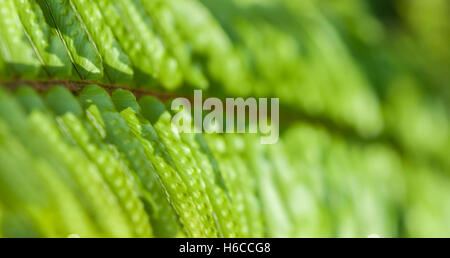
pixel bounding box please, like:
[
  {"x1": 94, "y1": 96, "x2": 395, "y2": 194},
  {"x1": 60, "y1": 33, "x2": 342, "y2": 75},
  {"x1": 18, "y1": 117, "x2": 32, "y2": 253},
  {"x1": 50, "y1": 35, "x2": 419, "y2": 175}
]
[{"x1": 0, "y1": 79, "x2": 181, "y2": 101}]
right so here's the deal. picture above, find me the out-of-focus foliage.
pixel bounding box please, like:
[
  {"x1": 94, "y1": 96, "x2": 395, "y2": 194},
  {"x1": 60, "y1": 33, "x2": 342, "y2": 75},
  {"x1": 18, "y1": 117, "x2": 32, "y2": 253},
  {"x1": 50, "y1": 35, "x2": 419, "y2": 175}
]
[{"x1": 0, "y1": 0, "x2": 448, "y2": 237}]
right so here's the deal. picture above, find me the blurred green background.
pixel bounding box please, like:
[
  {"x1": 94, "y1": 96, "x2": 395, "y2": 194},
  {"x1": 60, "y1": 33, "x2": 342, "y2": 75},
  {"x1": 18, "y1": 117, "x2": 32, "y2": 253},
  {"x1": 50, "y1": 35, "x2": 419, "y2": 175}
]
[{"x1": 196, "y1": 0, "x2": 450, "y2": 236}]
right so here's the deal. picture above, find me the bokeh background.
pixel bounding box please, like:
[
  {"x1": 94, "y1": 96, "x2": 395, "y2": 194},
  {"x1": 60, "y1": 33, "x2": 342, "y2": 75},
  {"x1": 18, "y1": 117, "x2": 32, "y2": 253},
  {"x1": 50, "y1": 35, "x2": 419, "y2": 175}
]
[{"x1": 195, "y1": 0, "x2": 450, "y2": 237}]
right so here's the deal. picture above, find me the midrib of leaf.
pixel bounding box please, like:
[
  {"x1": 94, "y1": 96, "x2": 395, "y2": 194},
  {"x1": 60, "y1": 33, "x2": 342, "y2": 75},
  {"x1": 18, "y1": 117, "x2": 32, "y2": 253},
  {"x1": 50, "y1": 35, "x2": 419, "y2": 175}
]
[
  {"x1": 15, "y1": 17, "x2": 51, "y2": 78},
  {"x1": 39, "y1": 0, "x2": 83, "y2": 80},
  {"x1": 67, "y1": 0, "x2": 110, "y2": 83},
  {"x1": 0, "y1": 79, "x2": 178, "y2": 101}
]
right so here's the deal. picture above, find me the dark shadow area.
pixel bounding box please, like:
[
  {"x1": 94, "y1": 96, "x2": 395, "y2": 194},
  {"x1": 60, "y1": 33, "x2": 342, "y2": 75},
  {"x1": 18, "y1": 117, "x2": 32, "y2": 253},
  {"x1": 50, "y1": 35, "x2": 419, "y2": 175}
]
[{"x1": 138, "y1": 96, "x2": 166, "y2": 125}]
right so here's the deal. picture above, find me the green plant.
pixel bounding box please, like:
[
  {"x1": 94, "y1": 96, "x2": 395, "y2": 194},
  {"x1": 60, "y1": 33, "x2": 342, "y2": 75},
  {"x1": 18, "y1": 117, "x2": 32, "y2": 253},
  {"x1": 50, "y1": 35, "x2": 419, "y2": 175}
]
[{"x1": 0, "y1": 0, "x2": 448, "y2": 238}]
